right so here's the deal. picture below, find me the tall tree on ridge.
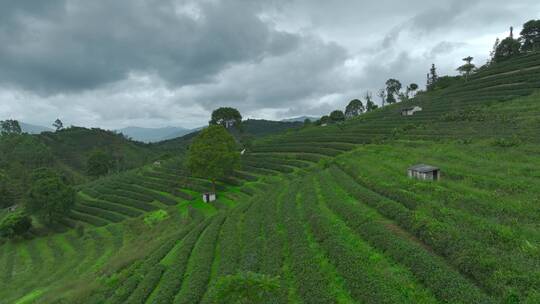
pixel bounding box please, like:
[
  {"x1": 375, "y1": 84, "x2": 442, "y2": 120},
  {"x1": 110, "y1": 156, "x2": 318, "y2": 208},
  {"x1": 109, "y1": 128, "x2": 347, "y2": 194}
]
[
  {"x1": 187, "y1": 125, "x2": 239, "y2": 194},
  {"x1": 385, "y1": 79, "x2": 402, "y2": 104},
  {"x1": 210, "y1": 107, "x2": 242, "y2": 129},
  {"x1": 494, "y1": 27, "x2": 521, "y2": 62},
  {"x1": 344, "y1": 99, "x2": 365, "y2": 119},
  {"x1": 520, "y1": 19, "x2": 540, "y2": 52},
  {"x1": 457, "y1": 56, "x2": 476, "y2": 80},
  {"x1": 52, "y1": 119, "x2": 64, "y2": 131},
  {"x1": 0, "y1": 120, "x2": 22, "y2": 135},
  {"x1": 427, "y1": 64, "x2": 438, "y2": 90}
]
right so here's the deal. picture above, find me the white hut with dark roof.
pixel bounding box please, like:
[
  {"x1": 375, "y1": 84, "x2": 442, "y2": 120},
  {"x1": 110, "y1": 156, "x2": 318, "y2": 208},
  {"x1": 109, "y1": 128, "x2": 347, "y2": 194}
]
[{"x1": 408, "y1": 164, "x2": 440, "y2": 181}]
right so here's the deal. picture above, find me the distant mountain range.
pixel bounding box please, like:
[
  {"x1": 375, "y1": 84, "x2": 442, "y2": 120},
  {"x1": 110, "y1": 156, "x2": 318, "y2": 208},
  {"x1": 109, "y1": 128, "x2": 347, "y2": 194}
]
[
  {"x1": 281, "y1": 116, "x2": 319, "y2": 123},
  {"x1": 116, "y1": 126, "x2": 193, "y2": 143},
  {"x1": 20, "y1": 122, "x2": 53, "y2": 134}
]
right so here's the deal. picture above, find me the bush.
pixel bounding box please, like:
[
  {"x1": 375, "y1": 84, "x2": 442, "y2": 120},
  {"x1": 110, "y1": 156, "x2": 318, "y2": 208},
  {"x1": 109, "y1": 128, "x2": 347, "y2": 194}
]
[
  {"x1": 0, "y1": 211, "x2": 31, "y2": 238},
  {"x1": 492, "y1": 136, "x2": 521, "y2": 147}
]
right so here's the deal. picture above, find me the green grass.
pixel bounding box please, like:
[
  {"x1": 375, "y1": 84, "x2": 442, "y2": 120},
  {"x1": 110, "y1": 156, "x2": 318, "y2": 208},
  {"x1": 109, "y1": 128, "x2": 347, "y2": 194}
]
[{"x1": 2, "y1": 52, "x2": 540, "y2": 303}]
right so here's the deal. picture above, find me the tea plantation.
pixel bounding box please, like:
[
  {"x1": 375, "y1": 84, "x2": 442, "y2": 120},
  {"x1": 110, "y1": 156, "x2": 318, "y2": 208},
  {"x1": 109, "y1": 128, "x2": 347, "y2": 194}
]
[{"x1": 1, "y1": 53, "x2": 540, "y2": 303}]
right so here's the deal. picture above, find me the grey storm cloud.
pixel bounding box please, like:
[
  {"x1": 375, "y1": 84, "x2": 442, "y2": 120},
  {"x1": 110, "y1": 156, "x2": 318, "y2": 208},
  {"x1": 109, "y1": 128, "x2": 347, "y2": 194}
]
[
  {"x1": 0, "y1": 0, "x2": 539, "y2": 128},
  {"x1": 0, "y1": 0, "x2": 299, "y2": 93}
]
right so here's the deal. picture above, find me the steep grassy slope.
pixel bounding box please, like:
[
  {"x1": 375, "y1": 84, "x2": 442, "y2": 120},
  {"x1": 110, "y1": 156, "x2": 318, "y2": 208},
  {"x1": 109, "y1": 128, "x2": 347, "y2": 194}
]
[{"x1": 1, "y1": 53, "x2": 540, "y2": 303}]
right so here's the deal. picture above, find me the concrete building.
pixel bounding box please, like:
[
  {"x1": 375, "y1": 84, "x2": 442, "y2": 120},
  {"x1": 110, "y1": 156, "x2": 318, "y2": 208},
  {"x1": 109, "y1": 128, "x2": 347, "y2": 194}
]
[
  {"x1": 401, "y1": 106, "x2": 423, "y2": 116},
  {"x1": 408, "y1": 164, "x2": 441, "y2": 180},
  {"x1": 202, "y1": 192, "x2": 216, "y2": 203}
]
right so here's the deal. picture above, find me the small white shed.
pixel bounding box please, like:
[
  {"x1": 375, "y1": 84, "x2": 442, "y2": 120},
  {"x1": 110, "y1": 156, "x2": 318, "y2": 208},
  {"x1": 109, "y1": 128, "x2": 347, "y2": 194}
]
[
  {"x1": 202, "y1": 192, "x2": 216, "y2": 203},
  {"x1": 408, "y1": 164, "x2": 440, "y2": 181},
  {"x1": 401, "y1": 106, "x2": 423, "y2": 116}
]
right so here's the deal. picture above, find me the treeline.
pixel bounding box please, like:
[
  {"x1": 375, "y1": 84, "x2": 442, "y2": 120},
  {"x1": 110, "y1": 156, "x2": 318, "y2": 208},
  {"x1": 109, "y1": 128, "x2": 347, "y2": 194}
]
[{"x1": 0, "y1": 120, "x2": 155, "y2": 239}]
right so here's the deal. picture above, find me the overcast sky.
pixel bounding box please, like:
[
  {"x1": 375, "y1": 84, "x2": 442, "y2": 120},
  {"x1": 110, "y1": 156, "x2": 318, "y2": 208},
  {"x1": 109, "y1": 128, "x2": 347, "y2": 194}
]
[{"x1": 0, "y1": 0, "x2": 538, "y2": 129}]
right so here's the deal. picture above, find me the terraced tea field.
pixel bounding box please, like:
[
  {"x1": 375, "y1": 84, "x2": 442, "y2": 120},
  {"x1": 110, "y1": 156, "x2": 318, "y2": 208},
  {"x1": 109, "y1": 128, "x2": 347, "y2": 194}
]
[{"x1": 1, "y1": 52, "x2": 540, "y2": 303}]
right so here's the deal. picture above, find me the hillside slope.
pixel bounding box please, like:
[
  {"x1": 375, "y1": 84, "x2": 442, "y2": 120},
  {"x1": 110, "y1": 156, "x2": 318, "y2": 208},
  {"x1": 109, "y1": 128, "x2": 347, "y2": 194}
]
[{"x1": 1, "y1": 53, "x2": 540, "y2": 303}]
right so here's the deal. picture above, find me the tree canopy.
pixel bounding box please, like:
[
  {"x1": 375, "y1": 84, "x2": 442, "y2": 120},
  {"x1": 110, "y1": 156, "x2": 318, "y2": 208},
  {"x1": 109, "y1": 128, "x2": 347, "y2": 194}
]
[
  {"x1": 457, "y1": 56, "x2": 476, "y2": 80},
  {"x1": 385, "y1": 79, "x2": 402, "y2": 104},
  {"x1": 366, "y1": 99, "x2": 378, "y2": 112},
  {"x1": 186, "y1": 125, "x2": 239, "y2": 192},
  {"x1": 0, "y1": 211, "x2": 31, "y2": 238},
  {"x1": 53, "y1": 119, "x2": 64, "y2": 131},
  {"x1": 345, "y1": 99, "x2": 365, "y2": 118},
  {"x1": 427, "y1": 64, "x2": 438, "y2": 90},
  {"x1": 26, "y1": 168, "x2": 75, "y2": 223},
  {"x1": 210, "y1": 107, "x2": 242, "y2": 128},
  {"x1": 520, "y1": 19, "x2": 540, "y2": 52},
  {"x1": 494, "y1": 37, "x2": 521, "y2": 63},
  {"x1": 0, "y1": 120, "x2": 22, "y2": 135},
  {"x1": 329, "y1": 110, "x2": 345, "y2": 122},
  {"x1": 87, "y1": 150, "x2": 114, "y2": 177},
  {"x1": 319, "y1": 115, "x2": 330, "y2": 125}
]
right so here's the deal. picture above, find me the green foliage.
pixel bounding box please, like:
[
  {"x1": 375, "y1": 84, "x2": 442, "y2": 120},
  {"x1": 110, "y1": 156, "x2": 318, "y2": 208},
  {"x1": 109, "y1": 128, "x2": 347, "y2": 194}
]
[
  {"x1": 211, "y1": 272, "x2": 280, "y2": 304},
  {"x1": 366, "y1": 99, "x2": 378, "y2": 111},
  {"x1": 492, "y1": 136, "x2": 521, "y2": 147},
  {"x1": 329, "y1": 110, "x2": 345, "y2": 122},
  {"x1": 0, "y1": 210, "x2": 31, "y2": 238},
  {"x1": 519, "y1": 19, "x2": 540, "y2": 52},
  {"x1": 0, "y1": 119, "x2": 22, "y2": 134},
  {"x1": 210, "y1": 107, "x2": 242, "y2": 128},
  {"x1": 345, "y1": 99, "x2": 365, "y2": 118},
  {"x1": 386, "y1": 78, "x2": 402, "y2": 95},
  {"x1": 319, "y1": 115, "x2": 330, "y2": 125},
  {"x1": 53, "y1": 118, "x2": 64, "y2": 131},
  {"x1": 0, "y1": 170, "x2": 15, "y2": 208},
  {"x1": 495, "y1": 37, "x2": 522, "y2": 63},
  {"x1": 143, "y1": 210, "x2": 169, "y2": 226},
  {"x1": 187, "y1": 125, "x2": 239, "y2": 191},
  {"x1": 87, "y1": 149, "x2": 114, "y2": 177},
  {"x1": 457, "y1": 56, "x2": 476, "y2": 79},
  {"x1": 26, "y1": 168, "x2": 75, "y2": 223}
]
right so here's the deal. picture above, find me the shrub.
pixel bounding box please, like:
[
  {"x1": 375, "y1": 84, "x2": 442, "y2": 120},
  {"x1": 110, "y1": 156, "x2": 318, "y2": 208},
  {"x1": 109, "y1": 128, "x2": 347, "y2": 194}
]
[
  {"x1": 144, "y1": 210, "x2": 169, "y2": 226},
  {"x1": 209, "y1": 272, "x2": 281, "y2": 304},
  {"x1": 0, "y1": 211, "x2": 31, "y2": 238}
]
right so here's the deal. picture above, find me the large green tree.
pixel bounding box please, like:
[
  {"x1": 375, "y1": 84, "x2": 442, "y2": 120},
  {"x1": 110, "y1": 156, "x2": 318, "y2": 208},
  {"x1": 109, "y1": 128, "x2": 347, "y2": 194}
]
[
  {"x1": 385, "y1": 79, "x2": 402, "y2": 104},
  {"x1": 210, "y1": 107, "x2": 242, "y2": 128},
  {"x1": 344, "y1": 99, "x2": 365, "y2": 118},
  {"x1": 0, "y1": 120, "x2": 22, "y2": 135},
  {"x1": 52, "y1": 118, "x2": 64, "y2": 131},
  {"x1": 26, "y1": 168, "x2": 75, "y2": 223},
  {"x1": 494, "y1": 37, "x2": 521, "y2": 62},
  {"x1": 87, "y1": 149, "x2": 113, "y2": 177},
  {"x1": 457, "y1": 56, "x2": 476, "y2": 80},
  {"x1": 0, "y1": 211, "x2": 31, "y2": 238},
  {"x1": 187, "y1": 125, "x2": 239, "y2": 193},
  {"x1": 520, "y1": 19, "x2": 540, "y2": 52},
  {"x1": 329, "y1": 110, "x2": 345, "y2": 122}
]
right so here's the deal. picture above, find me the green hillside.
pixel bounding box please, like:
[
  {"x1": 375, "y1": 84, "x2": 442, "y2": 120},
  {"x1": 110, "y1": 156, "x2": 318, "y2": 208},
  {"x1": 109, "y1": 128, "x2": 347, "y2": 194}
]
[{"x1": 1, "y1": 52, "x2": 540, "y2": 303}]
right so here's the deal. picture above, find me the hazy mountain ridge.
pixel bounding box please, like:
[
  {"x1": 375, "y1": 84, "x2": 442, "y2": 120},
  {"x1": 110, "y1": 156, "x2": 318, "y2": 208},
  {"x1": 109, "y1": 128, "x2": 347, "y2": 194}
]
[{"x1": 117, "y1": 126, "x2": 192, "y2": 143}]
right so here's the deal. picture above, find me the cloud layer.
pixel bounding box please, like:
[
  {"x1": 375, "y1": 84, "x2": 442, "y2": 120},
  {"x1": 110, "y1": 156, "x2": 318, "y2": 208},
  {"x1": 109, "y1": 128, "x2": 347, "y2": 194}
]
[{"x1": 1, "y1": 0, "x2": 539, "y2": 128}]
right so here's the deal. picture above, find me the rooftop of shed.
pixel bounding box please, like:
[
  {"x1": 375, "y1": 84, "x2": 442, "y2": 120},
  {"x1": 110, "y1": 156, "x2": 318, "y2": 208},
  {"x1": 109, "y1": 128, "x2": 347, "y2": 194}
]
[{"x1": 408, "y1": 164, "x2": 439, "y2": 173}]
